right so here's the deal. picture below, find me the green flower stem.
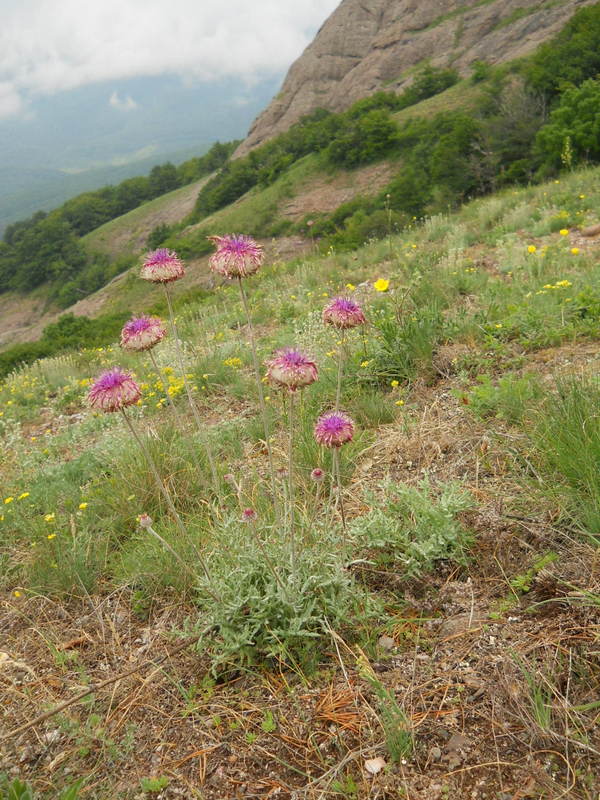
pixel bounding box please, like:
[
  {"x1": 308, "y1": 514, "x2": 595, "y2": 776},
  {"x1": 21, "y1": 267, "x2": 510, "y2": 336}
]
[
  {"x1": 163, "y1": 286, "x2": 219, "y2": 490},
  {"x1": 288, "y1": 390, "x2": 296, "y2": 568},
  {"x1": 333, "y1": 447, "x2": 348, "y2": 548},
  {"x1": 236, "y1": 277, "x2": 278, "y2": 507},
  {"x1": 304, "y1": 479, "x2": 323, "y2": 544},
  {"x1": 143, "y1": 520, "x2": 197, "y2": 580},
  {"x1": 248, "y1": 521, "x2": 292, "y2": 600},
  {"x1": 120, "y1": 408, "x2": 217, "y2": 596},
  {"x1": 149, "y1": 350, "x2": 184, "y2": 425},
  {"x1": 335, "y1": 330, "x2": 347, "y2": 411}
]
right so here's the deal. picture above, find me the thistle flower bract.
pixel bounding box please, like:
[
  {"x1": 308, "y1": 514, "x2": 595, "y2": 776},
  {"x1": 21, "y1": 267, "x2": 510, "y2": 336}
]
[
  {"x1": 323, "y1": 297, "x2": 366, "y2": 329},
  {"x1": 141, "y1": 248, "x2": 185, "y2": 283},
  {"x1": 310, "y1": 468, "x2": 325, "y2": 483},
  {"x1": 120, "y1": 316, "x2": 166, "y2": 352},
  {"x1": 208, "y1": 234, "x2": 263, "y2": 279},
  {"x1": 314, "y1": 412, "x2": 355, "y2": 448},
  {"x1": 265, "y1": 348, "x2": 318, "y2": 392},
  {"x1": 88, "y1": 368, "x2": 142, "y2": 413},
  {"x1": 241, "y1": 508, "x2": 257, "y2": 523}
]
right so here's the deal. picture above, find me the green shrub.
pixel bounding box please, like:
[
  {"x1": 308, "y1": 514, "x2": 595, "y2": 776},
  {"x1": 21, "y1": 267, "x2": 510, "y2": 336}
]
[
  {"x1": 193, "y1": 517, "x2": 378, "y2": 673},
  {"x1": 349, "y1": 479, "x2": 474, "y2": 578}
]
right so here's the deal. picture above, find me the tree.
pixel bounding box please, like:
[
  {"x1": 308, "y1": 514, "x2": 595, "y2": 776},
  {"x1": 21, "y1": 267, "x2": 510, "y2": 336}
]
[
  {"x1": 148, "y1": 163, "x2": 179, "y2": 198},
  {"x1": 535, "y1": 79, "x2": 600, "y2": 169},
  {"x1": 526, "y1": 5, "x2": 600, "y2": 98}
]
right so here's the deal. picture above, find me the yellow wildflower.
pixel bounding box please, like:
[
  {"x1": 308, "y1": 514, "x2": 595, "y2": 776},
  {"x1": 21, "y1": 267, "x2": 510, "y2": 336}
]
[
  {"x1": 373, "y1": 278, "x2": 390, "y2": 292},
  {"x1": 14, "y1": 590, "x2": 22, "y2": 597},
  {"x1": 571, "y1": 247, "x2": 580, "y2": 255},
  {"x1": 395, "y1": 400, "x2": 404, "y2": 406},
  {"x1": 47, "y1": 533, "x2": 57, "y2": 540},
  {"x1": 44, "y1": 513, "x2": 55, "y2": 522},
  {"x1": 495, "y1": 324, "x2": 503, "y2": 329},
  {"x1": 18, "y1": 493, "x2": 30, "y2": 500},
  {"x1": 4, "y1": 497, "x2": 14, "y2": 504},
  {"x1": 223, "y1": 357, "x2": 242, "y2": 368},
  {"x1": 555, "y1": 280, "x2": 572, "y2": 288},
  {"x1": 345, "y1": 283, "x2": 356, "y2": 291},
  {"x1": 391, "y1": 380, "x2": 399, "y2": 387},
  {"x1": 79, "y1": 502, "x2": 88, "y2": 510},
  {"x1": 527, "y1": 245, "x2": 537, "y2": 254},
  {"x1": 360, "y1": 360, "x2": 370, "y2": 368},
  {"x1": 559, "y1": 229, "x2": 569, "y2": 236}
]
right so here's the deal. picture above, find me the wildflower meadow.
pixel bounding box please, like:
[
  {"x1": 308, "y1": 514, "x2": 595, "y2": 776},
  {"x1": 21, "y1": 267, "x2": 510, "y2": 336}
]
[{"x1": 2, "y1": 168, "x2": 600, "y2": 798}]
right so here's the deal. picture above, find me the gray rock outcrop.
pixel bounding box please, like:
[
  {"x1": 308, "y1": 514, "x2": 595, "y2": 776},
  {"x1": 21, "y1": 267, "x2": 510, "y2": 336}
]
[{"x1": 235, "y1": 0, "x2": 596, "y2": 157}]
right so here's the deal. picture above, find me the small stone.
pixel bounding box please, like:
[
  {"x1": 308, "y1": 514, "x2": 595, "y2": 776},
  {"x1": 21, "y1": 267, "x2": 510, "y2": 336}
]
[
  {"x1": 429, "y1": 746, "x2": 442, "y2": 762},
  {"x1": 364, "y1": 756, "x2": 386, "y2": 775},
  {"x1": 378, "y1": 635, "x2": 395, "y2": 651}
]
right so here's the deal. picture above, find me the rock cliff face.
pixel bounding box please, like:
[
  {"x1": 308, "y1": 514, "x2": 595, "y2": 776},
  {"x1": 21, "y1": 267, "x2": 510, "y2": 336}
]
[{"x1": 236, "y1": 0, "x2": 596, "y2": 157}]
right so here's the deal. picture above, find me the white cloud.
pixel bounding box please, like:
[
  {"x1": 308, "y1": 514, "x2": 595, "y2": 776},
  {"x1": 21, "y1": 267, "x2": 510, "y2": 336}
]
[
  {"x1": 0, "y1": 81, "x2": 24, "y2": 117},
  {"x1": 109, "y1": 90, "x2": 138, "y2": 111},
  {"x1": 0, "y1": 0, "x2": 340, "y2": 119}
]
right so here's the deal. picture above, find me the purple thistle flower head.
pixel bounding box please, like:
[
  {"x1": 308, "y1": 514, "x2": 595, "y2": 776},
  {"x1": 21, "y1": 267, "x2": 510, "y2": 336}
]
[
  {"x1": 138, "y1": 513, "x2": 153, "y2": 529},
  {"x1": 120, "y1": 316, "x2": 166, "y2": 352},
  {"x1": 323, "y1": 297, "x2": 366, "y2": 330},
  {"x1": 208, "y1": 234, "x2": 263, "y2": 279},
  {"x1": 88, "y1": 368, "x2": 142, "y2": 413},
  {"x1": 265, "y1": 347, "x2": 318, "y2": 392},
  {"x1": 314, "y1": 411, "x2": 355, "y2": 448},
  {"x1": 241, "y1": 507, "x2": 257, "y2": 523},
  {"x1": 141, "y1": 248, "x2": 185, "y2": 283},
  {"x1": 310, "y1": 468, "x2": 325, "y2": 483}
]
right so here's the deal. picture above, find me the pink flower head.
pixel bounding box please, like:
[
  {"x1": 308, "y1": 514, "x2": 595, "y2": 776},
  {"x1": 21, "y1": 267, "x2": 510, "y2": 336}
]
[
  {"x1": 88, "y1": 368, "x2": 142, "y2": 413},
  {"x1": 241, "y1": 508, "x2": 257, "y2": 523},
  {"x1": 323, "y1": 297, "x2": 366, "y2": 329},
  {"x1": 120, "y1": 316, "x2": 166, "y2": 352},
  {"x1": 310, "y1": 468, "x2": 325, "y2": 483},
  {"x1": 314, "y1": 411, "x2": 355, "y2": 448},
  {"x1": 141, "y1": 248, "x2": 185, "y2": 283},
  {"x1": 265, "y1": 348, "x2": 318, "y2": 392},
  {"x1": 208, "y1": 234, "x2": 263, "y2": 279},
  {"x1": 138, "y1": 514, "x2": 153, "y2": 529}
]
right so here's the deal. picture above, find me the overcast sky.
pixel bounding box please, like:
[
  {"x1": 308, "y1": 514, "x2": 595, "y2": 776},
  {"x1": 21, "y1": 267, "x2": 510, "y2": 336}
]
[{"x1": 0, "y1": 0, "x2": 340, "y2": 119}]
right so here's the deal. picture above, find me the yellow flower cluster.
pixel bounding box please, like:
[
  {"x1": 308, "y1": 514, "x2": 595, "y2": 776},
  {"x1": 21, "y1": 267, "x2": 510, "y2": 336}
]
[
  {"x1": 542, "y1": 280, "x2": 573, "y2": 290},
  {"x1": 223, "y1": 357, "x2": 243, "y2": 368}
]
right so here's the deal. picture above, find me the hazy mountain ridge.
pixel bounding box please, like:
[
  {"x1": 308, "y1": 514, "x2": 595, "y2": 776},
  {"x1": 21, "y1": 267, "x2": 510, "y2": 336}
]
[{"x1": 0, "y1": 74, "x2": 281, "y2": 232}]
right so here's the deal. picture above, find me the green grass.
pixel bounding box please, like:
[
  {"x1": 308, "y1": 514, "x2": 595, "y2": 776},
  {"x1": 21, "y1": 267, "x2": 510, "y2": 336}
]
[
  {"x1": 82, "y1": 176, "x2": 209, "y2": 256},
  {"x1": 393, "y1": 79, "x2": 483, "y2": 125}
]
